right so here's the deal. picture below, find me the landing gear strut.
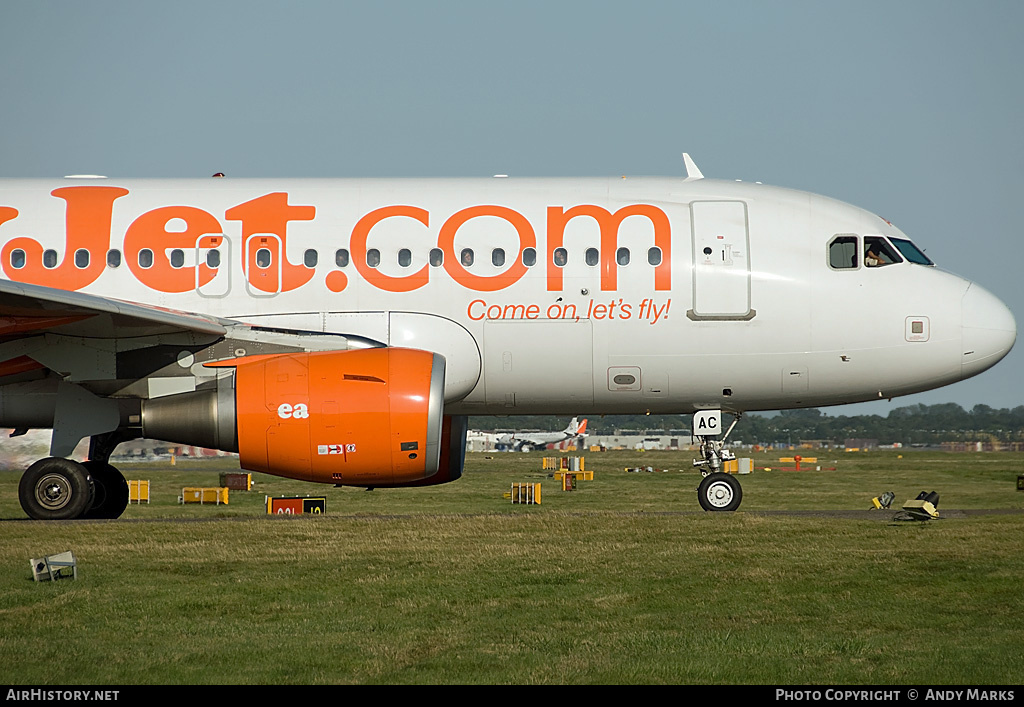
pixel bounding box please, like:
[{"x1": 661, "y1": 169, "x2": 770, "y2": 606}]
[{"x1": 692, "y1": 411, "x2": 743, "y2": 512}]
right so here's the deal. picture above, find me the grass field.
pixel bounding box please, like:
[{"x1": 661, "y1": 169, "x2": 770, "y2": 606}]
[{"x1": 1, "y1": 450, "x2": 1023, "y2": 685}]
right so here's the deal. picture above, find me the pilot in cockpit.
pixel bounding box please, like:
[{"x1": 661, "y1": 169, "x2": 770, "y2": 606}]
[{"x1": 864, "y1": 236, "x2": 898, "y2": 267}]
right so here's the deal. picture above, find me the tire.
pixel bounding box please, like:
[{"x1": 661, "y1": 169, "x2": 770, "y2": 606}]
[
  {"x1": 697, "y1": 472, "x2": 743, "y2": 512},
  {"x1": 82, "y1": 461, "x2": 130, "y2": 520},
  {"x1": 19, "y1": 458, "x2": 94, "y2": 520}
]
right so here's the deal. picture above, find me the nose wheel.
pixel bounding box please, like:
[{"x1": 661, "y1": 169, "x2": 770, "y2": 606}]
[
  {"x1": 692, "y1": 410, "x2": 744, "y2": 512},
  {"x1": 697, "y1": 472, "x2": 742, "y2": 512}
]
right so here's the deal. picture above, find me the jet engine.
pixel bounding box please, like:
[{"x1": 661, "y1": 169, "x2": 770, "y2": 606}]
[{"x1": 141, "y1": 347, "x2": 464, "y2": 487}]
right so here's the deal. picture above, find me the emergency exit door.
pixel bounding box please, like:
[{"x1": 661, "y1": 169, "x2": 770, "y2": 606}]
[{"x1": 244, "y1": 234, "x2": 282, "y2": 296}]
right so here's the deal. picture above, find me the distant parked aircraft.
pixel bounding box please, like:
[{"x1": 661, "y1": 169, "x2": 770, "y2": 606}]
[{"x1": 497, "y1": 417, "x2": 588, "y2": 452}]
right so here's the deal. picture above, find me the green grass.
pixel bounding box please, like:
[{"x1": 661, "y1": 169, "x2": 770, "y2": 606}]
[{"x1": 1, "y1": 450, "x2": 1023, "y2": 684}]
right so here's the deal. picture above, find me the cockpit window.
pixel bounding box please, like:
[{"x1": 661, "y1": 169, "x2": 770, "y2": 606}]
[
  {"x1": 864, "y1": 236, "x2": 903, "y2": 267},
  {"x1": 890, "y1": 237, "x2": 934, "y2": 266},
  {"x1": 828, "y1": 235, "x2": 858, "y2": 269}
]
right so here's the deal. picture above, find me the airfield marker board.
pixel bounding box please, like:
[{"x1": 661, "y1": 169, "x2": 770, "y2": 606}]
[
  {"x1": 180, "y1": 487, "x2": 228, "y2": 504},
  {"x1": 266, "y1": 496, "x2": 327, "y2": 515},
  {"x1": 220, "y1": 473, "x2": 252, "y2": 491},
  {"x1": 128, "y1": 480, "x2": 150, "y2": 503},
  {"x1": 509, "y1": 483, "x2": 541, "y2": 504}
]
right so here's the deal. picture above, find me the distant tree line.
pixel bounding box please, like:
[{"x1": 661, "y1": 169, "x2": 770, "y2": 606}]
[{"x1": 470, "y1": 403, "x2": 1024, "y2": 446}]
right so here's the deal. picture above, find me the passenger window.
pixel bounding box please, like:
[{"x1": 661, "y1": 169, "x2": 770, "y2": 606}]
[
  {"x1": 828, "y1": 236, "x2": 858, "y2": 269},
  {"x1": 138, "y1": 249, "x2": 154, "y2": 269},
  {"x1": 107, "y1": 249, "x2": 121, "y2": 268},
  {"x1": 648, "y1": 247, "x2": 662, "y2": 266},
  {"x1": 585, "y1": 248, "x2": 599, "y2": 266},
  {"x1": 522, "y1": 248, "x2": 536, "y2": 267},
  {"x1": 367, "y1": 249, "x2": 380, "y2": 268},
  {"x1": 335, "y1": 249, "x2": 349, "y2": 267},
  {"x1": 492, "y1": 248, "x2": 505, "y2": 267},
  {"x1": 43, "y1": 249, "x2": 58, "y2": 269},
  {"x1": 616, "y1": 247, "x2": 630, "y2": 266},
  {"x1": 304, "y1": 249, "x2": 318, "y2": 268},
  {"x1": 206, "y1": 249, "x2": 220, "y2": 268},
  {"x1": 553, "y1": 247, "x2": 567, "y2": 267},
  {"x1": 170, "y1": 249, "x2": 185, "y2": 268},
  {"x1": 460, "y1": 248, "x2": 474, "y2": 267},
  {"x1": 10, "y1": 249, "x2": 25, "y2": 269},
  {"x1": 256, "y1": 248, "x2": 272, "y2": 268},
  {"x1": 74, "y1": 249, "x2": 89, "y2": 269},
  {"x1": 864, "y1": 236, "x2": 903, "y2": 267},
  {"x1": 398, "y1": 248, "x2": 412, "y2": 267},
  {"x1": 429, "y1": 248, "x2": 443, "y2": 267}
]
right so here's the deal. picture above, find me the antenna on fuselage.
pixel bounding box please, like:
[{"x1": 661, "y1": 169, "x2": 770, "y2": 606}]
[{"x1": 682, "y1": 153, "x2": 704, "y2": 181}]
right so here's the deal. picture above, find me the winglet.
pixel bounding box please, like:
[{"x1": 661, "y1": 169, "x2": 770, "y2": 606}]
[{"x1": 682, "y1": 153, "x2": 704, "y2": 181}]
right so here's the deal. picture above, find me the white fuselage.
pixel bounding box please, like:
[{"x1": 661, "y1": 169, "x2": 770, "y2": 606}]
[{"x1": 0, "y1": 176, "x2": 1015, "y2": 415}]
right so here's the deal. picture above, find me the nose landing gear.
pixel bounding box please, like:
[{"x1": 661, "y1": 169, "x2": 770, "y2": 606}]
[{"x1": 692, "y1": 410, "x2": 743, "y2": 512}]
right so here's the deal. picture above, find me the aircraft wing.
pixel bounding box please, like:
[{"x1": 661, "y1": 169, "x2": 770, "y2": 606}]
[
  {"x1": 0, "y1": 279, "x2": 237, "y2": 458},
  {"x1": 0, "y1": 278, "x2": 367, "y2": 459},
  {"x1": 0, "y1": 278, "x2": 229, "y2": 342}
]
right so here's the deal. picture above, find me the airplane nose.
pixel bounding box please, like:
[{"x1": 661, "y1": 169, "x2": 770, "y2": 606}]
[{"x1": 962, "y1": 283, "x2": 1017, "y2": 378}]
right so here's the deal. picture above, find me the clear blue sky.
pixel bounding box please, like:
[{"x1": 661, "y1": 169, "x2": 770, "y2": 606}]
[{"x1": 1, "y1": 1, "x2": 1020, "y2": 415}]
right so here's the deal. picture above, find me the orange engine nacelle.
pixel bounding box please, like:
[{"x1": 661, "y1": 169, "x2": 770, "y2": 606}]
[
  {"x1": 231, "y1": 348, "x2": 444, "y2": 485},
  {"x1": 143, "y1": 348, "x2": 452, "y2": 486}
]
